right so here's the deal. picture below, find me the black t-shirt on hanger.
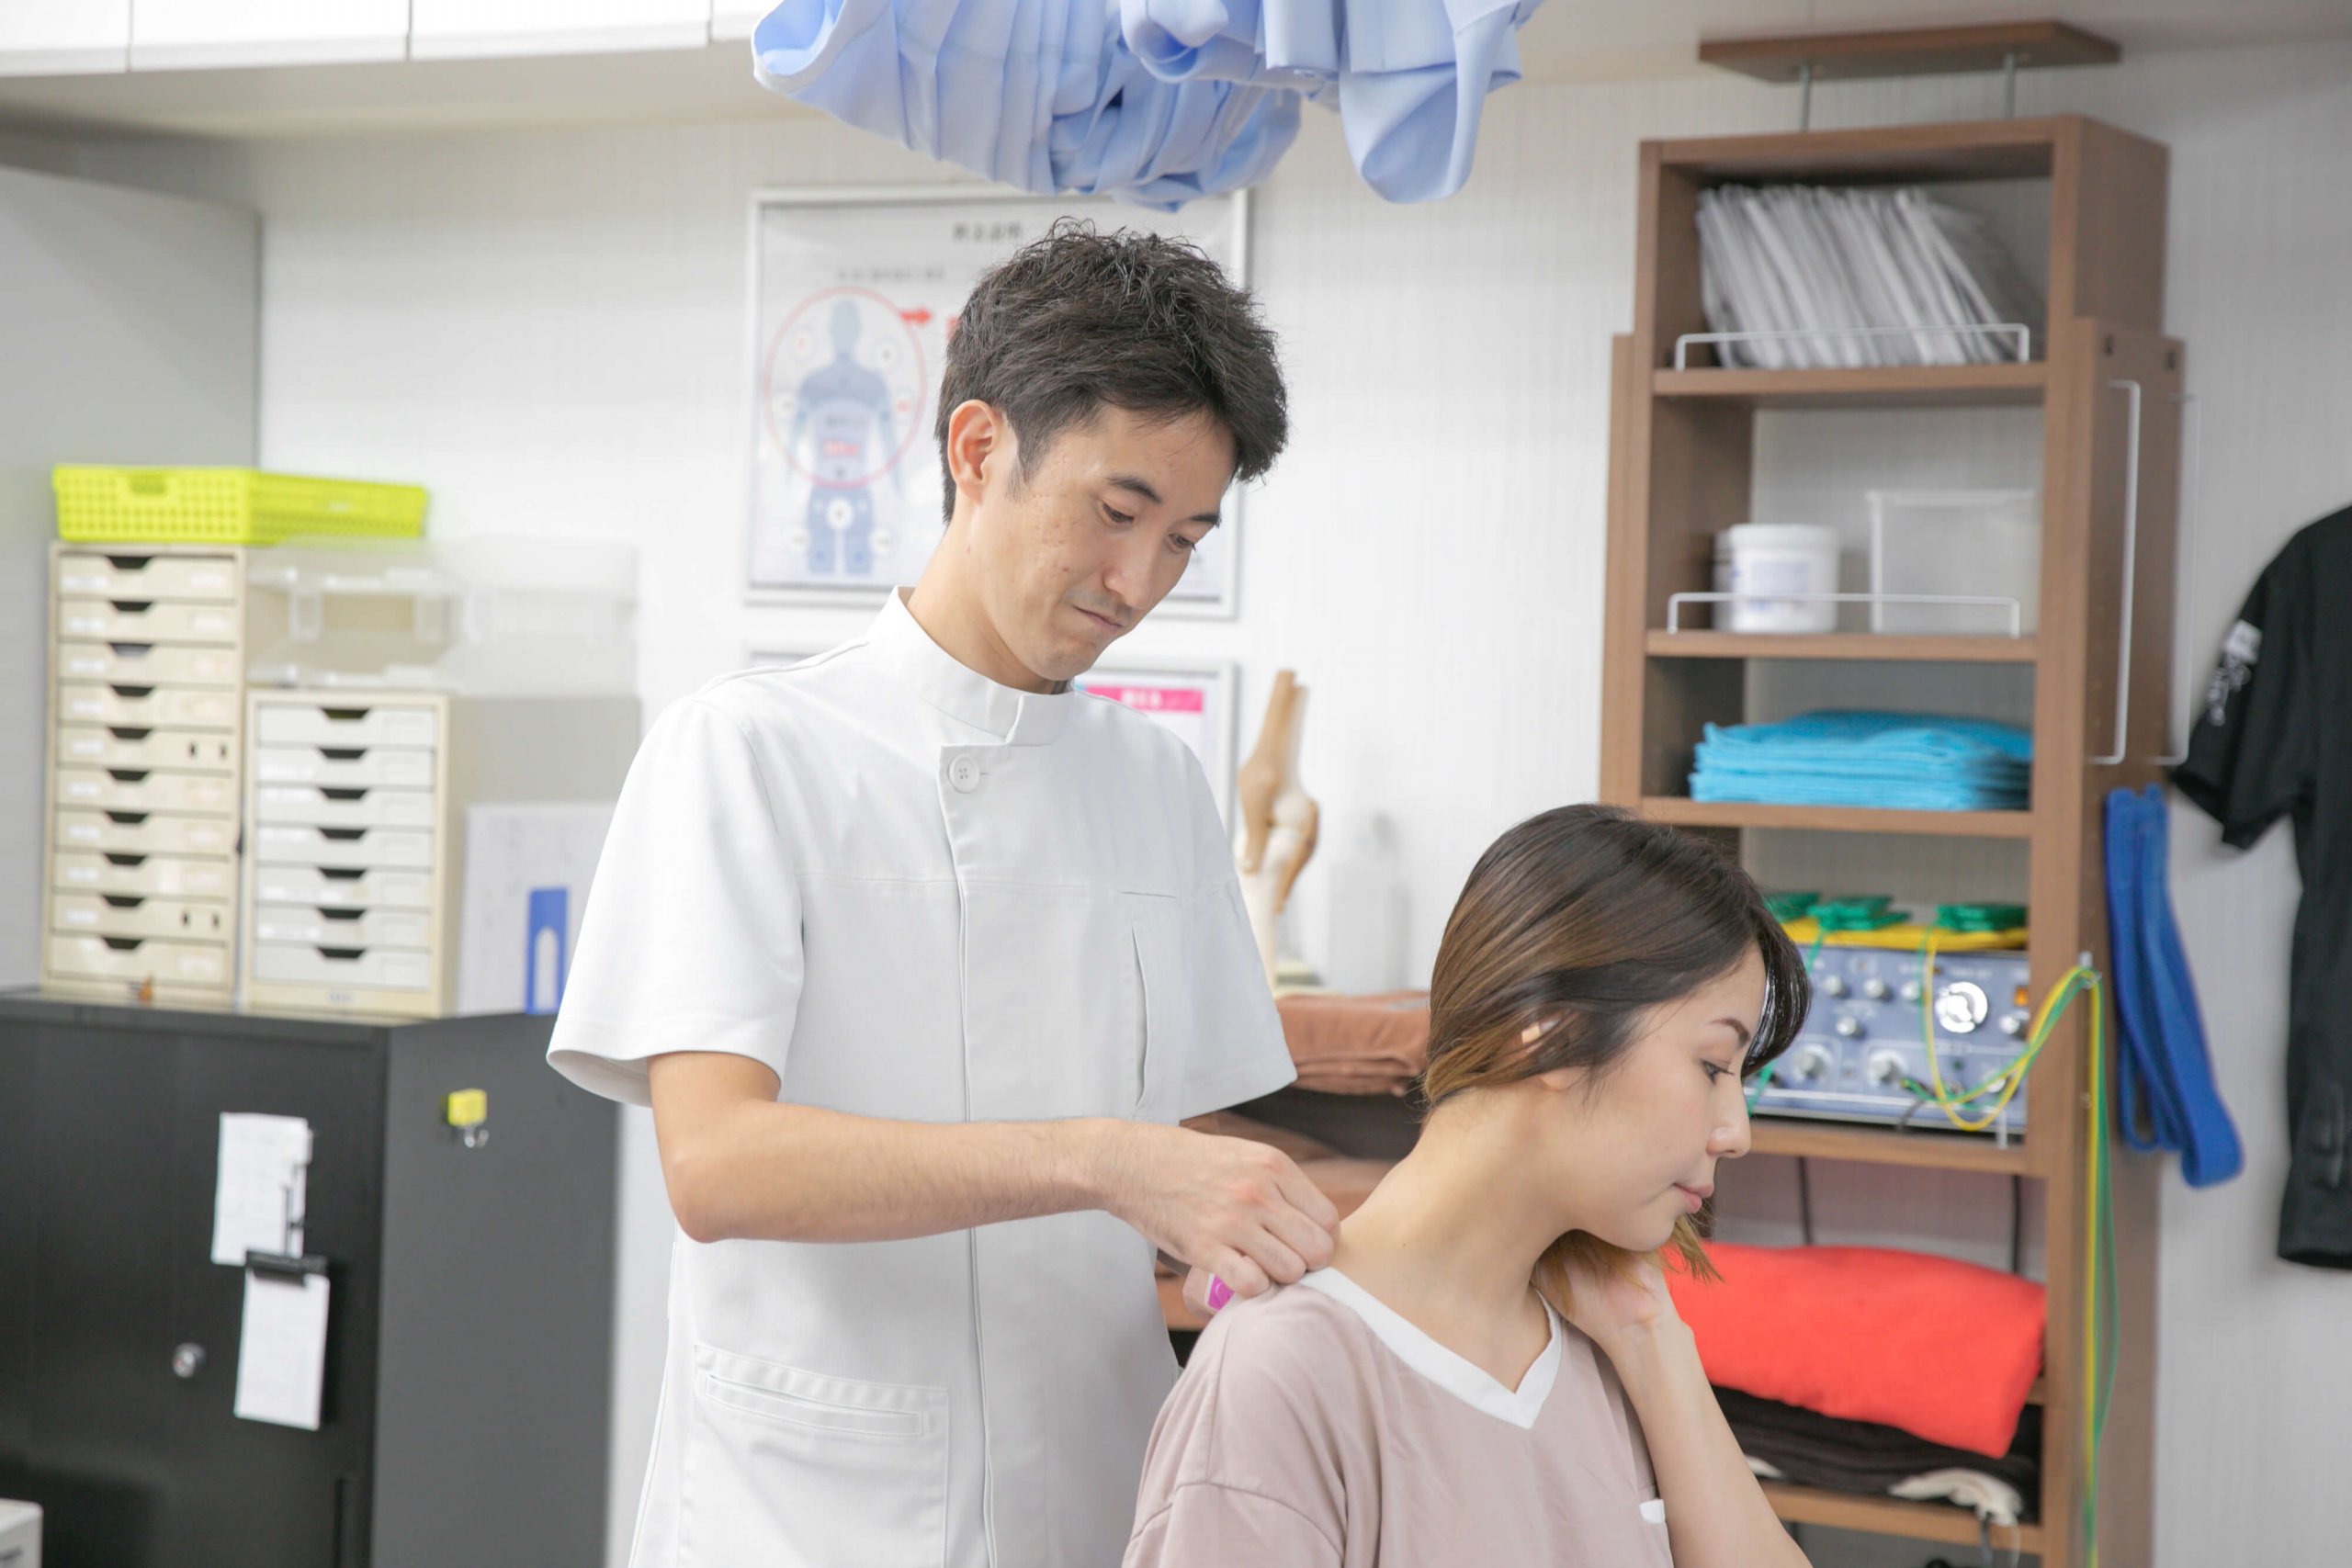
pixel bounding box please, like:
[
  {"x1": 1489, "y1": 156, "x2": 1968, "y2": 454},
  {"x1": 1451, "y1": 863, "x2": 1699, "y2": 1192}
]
[{"x1": 2175, "y1": 503, "x2": 2352, "y2": 1268}]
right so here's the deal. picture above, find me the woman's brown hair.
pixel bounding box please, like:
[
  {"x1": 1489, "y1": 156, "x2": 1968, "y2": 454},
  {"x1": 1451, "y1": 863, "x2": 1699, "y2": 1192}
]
[{"x1": 1418, "y1": 805, "x2": 1809, "y2": 1307}]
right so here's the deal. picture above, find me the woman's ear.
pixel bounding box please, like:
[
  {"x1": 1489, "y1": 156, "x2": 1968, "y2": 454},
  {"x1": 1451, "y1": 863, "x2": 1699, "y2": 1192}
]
[{"x1": 1533, "y1": 1063, "x2": 1584, "y2": 1095}]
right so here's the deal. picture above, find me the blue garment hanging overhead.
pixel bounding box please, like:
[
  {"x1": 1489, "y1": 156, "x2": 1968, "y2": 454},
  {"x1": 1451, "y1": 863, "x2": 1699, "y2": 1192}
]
[
  {"x1": 2103, "y1": 785, "x2": 2243, "y2": 1188},
  {"x1": 749, "y1": 0, "x2": 1545, "y2": 208}
]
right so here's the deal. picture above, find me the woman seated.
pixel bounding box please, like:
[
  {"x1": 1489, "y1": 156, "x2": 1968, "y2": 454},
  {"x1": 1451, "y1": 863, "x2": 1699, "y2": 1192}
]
[{"x1": 1125, "y1": 804, "x2": 1814, "y2": 1567}]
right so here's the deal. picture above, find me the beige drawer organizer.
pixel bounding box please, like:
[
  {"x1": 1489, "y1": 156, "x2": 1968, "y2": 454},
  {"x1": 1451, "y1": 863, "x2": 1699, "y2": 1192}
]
[
  {"x1": 240, "y1": 690, "x2": 636, "y2": 1019},
  {"x1": 40, "y1": 544, "x2": 247, "y2": 1005}
]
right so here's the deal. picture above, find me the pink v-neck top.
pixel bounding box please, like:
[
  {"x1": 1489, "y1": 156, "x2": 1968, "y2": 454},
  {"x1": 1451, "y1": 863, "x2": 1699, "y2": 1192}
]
[{"x1": 1125, "y1": 1270, "x2": 1677, "y2": 1566}]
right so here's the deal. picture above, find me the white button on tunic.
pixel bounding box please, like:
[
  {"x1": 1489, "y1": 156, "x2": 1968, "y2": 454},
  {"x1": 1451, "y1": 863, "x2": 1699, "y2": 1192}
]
[{"x1": 549, "y1": 590, "x2": 1295, "y2": 1568}]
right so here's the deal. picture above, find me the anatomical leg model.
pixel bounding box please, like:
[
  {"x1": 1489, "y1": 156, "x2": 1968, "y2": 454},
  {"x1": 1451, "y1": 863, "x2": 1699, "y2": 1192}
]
[{"x1": 1233, "y1": 670, "x2": 1319, "y2": 985}]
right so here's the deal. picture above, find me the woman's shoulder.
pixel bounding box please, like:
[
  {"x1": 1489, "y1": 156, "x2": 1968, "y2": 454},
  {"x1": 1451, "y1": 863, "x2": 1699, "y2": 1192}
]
[{"x1": 1174, "y1": 1280, "x2": 1383, "y2": 1427}]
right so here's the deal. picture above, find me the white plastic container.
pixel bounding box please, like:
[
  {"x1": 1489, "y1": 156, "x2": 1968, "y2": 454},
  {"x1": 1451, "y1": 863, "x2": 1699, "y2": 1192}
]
[
  {"x1": 1712, "y1": 524, "x2": 1840, "y2": 634},
  {"x1": 1868, "y1": 489, "x2": 2040, "y2": 635}
]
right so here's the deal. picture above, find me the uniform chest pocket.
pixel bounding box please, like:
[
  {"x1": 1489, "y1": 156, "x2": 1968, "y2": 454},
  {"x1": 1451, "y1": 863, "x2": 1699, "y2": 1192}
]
[
  {"x1": 1125, "y1": 891, "x2": 1193, "y2": 1122},
  {"x1": 679, "y1": 1344, "x2": 949, "y2": 1568},
  {"x1": 961, "y1": 886, "x2": 1192, "y2": 1123}
]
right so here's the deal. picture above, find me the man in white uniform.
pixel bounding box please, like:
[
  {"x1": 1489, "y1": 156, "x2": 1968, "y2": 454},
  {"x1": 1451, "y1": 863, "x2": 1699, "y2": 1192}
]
[{"x1": 549, "y1": 221, "x2": 1340, "y2": 1568}]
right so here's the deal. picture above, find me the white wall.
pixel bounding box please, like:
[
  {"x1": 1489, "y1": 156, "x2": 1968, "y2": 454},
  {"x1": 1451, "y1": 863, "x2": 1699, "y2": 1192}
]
[{"x1": 56, "y1": 34, "x2": 2352, "y2": 1566}]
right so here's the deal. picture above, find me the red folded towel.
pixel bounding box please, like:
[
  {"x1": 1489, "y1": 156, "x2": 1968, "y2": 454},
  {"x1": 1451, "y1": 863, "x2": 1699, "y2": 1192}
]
[{"x1": 1666, "y1": 1242, "x2": 2045, "y2": 1458}]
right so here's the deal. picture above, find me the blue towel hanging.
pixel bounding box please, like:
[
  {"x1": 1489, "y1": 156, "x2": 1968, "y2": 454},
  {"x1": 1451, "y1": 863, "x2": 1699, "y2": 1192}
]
[{"x1": 2103, "y1": 784, "x2": 2243, "y2": 1187}]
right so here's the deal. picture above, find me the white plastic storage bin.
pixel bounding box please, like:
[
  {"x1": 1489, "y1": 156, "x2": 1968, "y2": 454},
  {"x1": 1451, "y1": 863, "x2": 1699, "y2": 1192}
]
[
  {"x1": 52, "y1": 852, "x2": 236, "y2": 900},
  {"x1": 56, "y1": 550, "x2": 237, "y2": 602},
  {"x1": 55, "y1": 726, "x2": 237, "y2": 773},
  {"x1": 55, "y1": 768, "x2": 238, "y2": 815},
  {"x1": 254, "y1": 864, "x2": 433, "y2": 910},
  {"x1": 1868, "y1": 490, "x2": 2041, "y2": 635},
  {"x1": 253, "y1": 942, "x2": 433, "y2": 993},
  {"x1": 52, "y1": 893, "x2": 232, "y2": 942},
  {"x1": 253, "y1": 823, "x2": 435, "y2": 871},
  {"x1": 46, "y1": 932, "x2": 230, "y2": 987},
  {"x1": 55, "y1": 810, "x2": 236, "y2": 858},
  {"x1": 1711, "y1": 524, "x2": 1840, "y2": 633},
  {"x1": 54, "y1": 641, "x2": 241, "y2": 686}
]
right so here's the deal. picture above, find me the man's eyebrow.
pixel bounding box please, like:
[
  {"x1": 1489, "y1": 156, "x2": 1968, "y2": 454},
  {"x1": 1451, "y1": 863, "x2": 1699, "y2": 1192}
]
[{"x1": 1107, "y1": 474, "x2": 1221, "y2": 526}]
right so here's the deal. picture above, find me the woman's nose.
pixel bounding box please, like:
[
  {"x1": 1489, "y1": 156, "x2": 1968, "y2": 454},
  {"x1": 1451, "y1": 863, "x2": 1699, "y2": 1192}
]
[{"x1": 1711, "y1": 1089, "x2": 1753, "y2": 1159}]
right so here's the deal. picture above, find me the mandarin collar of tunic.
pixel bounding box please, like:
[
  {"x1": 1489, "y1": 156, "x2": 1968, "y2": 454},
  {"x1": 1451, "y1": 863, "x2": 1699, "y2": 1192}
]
[{"x1": 868, "y1": 588, "x2": 1076, "y2": 748}]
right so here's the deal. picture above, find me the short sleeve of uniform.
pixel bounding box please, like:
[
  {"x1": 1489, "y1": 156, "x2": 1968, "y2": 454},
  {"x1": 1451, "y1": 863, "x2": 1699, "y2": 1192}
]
[
  {"x1": 1163, "y1": 763, "x2": 1296, "y2": 1122},
  {"x1": 2175, "y1": 545, "x2": 2315, "y2": 849},
  {"x1": 547, "y1": 696, "x2": 803, "y2": 1106}
]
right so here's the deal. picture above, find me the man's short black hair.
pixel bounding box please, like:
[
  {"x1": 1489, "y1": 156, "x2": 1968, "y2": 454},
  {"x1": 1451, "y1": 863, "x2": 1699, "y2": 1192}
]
[{"x1": 935, "y1": 219, "x2": 1288, "y2": 521}]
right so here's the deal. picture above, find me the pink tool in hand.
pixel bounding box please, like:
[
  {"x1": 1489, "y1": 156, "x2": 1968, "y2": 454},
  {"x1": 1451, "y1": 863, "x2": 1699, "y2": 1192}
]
[{"x1": 1205, "y1": 1276, "x2": 1234, "y2": 1313}]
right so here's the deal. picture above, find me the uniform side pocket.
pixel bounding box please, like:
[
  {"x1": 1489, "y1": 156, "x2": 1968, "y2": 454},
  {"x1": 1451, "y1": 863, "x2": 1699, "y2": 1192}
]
[{"x1": 679, "y1": 1343, "x2": 949, "y2": 1568}]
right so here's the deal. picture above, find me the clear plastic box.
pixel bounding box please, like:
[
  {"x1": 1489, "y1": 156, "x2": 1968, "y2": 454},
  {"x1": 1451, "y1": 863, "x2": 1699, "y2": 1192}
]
[
  {"x1": 1867, "y1": 489, "x2": 2040, "y2": 636},
  {"x1": 244, "y1": 537, "x2": 637, "y2": 695}
]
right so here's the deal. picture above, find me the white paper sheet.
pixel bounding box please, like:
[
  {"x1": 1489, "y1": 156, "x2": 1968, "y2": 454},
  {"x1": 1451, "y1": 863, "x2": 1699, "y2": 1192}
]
[
  {"x1": 233, "y1": 1268, "x2": 331, "y2": 1430},
  {"x1": 211, "y1": 1113, "x2": 312, "y2": 1266},
  {"x1": 456, "y1": 801, "x2": 615, "y2": 1015}
]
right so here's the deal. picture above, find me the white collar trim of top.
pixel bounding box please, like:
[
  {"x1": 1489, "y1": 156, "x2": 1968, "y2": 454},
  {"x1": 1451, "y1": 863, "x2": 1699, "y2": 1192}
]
[
  {"x1": 1296, "y1": 1269, "x2": 1564, "y2": 1430},
  {"x1": 867, "y1": 588, "x2": 1073, "y2": 746}
]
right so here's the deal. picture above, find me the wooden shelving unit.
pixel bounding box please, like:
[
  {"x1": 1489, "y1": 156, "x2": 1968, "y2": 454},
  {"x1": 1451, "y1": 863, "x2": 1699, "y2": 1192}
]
[
  {"x1": 1639, "y1": 798, "x2": 2037, "y2": 839},
  {"x1": 1601, "y1": 114, "x2": 2182, "y2": 1564},
  {"x1": 1654, "y1": 361, "x2": 2049, "y2": 406}
]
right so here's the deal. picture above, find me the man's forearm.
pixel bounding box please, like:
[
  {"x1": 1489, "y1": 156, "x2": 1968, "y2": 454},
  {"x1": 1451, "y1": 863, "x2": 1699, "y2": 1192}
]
[{"x1": 665, "y1": 1098, "x2": 1121, "y2": 1244}]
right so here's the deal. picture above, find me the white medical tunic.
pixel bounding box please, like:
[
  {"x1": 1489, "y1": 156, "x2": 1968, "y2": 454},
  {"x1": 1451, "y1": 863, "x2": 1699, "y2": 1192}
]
[{"x1": 548, "y1": 590, "x2": 1295, "y2": 1568}]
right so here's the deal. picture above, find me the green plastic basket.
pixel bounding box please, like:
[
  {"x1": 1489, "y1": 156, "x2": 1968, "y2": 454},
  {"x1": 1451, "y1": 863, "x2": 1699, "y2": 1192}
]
[{"x1": 53, "y1": 466, "x2": 428, "y2": 546}]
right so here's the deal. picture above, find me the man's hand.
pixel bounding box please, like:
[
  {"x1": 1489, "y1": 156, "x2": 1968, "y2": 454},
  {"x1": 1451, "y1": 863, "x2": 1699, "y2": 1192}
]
[{"x1": 1088, "y1": 1122, "x2": 1340, "y2": 1309}]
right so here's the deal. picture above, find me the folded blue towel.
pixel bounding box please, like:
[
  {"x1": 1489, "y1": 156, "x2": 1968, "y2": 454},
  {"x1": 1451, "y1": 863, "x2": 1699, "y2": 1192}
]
[{"x1": 1690, "y1": 710, "x2": 2032, "y2": 811}]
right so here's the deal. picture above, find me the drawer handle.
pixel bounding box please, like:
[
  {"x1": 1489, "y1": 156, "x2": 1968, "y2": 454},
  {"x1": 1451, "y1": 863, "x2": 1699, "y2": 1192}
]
[
  {"x1": 108, "y1": 640, "x2": 153, "y2": 656},
  {"x1": 108, "y1": 683, "x2": 155, "y2": 699},
  {"x1": 102, "y1": 936, "x2": 143, "y2": 953},
  {"x1": 322, "y1": 787, "x2": 368, "y2": 802},
  {"x1": 318, "y1": 946, "x2": 366, "y2": 962},
  {"x1": 321, "y1": 828, "x2": 367, "y2": 842},
  {"x1": 108, "y1": 768, "x2": 149, "y2": 783},
  {"x1": 322, "y1": 707, "x2": 373, "y2": 722},
  {"x1": 108, "y1": 725, "x2": 151, "y2": 740},
  {"x1": 102, "y1": 895, "x2": 146, "y2": 909},
  {"x1": 320, "y1": 867, "x2": 365, "y2": 882},
  {"x1": 104, "y1": 852, "x2": 148, "y2": 867},
  {"x1": 107, "y1": 598, "x2": 153, "y2": 613},
  {"x1": 105, "y1": 810, "x2": 148, "y2": 825},
  {"x1": 104, "y1": 551, "x2": 156, "y2": 568},
  {"x1": 322, "y1": 748, "x2": 366, "y2": 761},
  {"x1": 321, "y1": 908, "x2": 364, "y2": 923}
]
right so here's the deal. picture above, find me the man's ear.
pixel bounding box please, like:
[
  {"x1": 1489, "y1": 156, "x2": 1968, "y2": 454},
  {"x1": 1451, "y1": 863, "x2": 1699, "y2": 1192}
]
[{"x1": 944, "y1": 399, "x2": 1013, "y2": 509}]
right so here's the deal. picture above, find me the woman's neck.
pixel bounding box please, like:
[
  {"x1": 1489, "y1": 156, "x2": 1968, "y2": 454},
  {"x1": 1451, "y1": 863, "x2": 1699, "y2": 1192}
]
[{"x1": 1327, "y1": 1114, "x2": 1565, "y2": 1389}]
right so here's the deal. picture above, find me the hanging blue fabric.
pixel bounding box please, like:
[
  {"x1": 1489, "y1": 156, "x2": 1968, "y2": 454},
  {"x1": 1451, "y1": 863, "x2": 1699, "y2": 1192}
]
[
  {"x1": 2103, "y1": 784, "x2": 2243, "y2": 1187},
  {"x1": 749, "y1": 0, "x2": 1545, "y2": 208}
]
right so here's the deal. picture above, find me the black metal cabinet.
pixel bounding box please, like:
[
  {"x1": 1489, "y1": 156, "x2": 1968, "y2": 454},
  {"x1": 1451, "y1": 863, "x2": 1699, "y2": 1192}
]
[{"x1": 0, "y1": 994, "x2": 616, "y2": 1568}]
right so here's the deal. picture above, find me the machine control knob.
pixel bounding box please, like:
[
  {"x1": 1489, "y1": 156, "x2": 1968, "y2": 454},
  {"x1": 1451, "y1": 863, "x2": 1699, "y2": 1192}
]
[
  {"x1": 1820, "y1": 976, "x2": 1849, "y2": 998},
  {"x1": 1862, "y1": 978, "x2": 1892, "y2": 1001},
  {"x1": 172, "y1": 1343, "x2": 206, "y2": 1380},
  {"x1": 1867, "y1": 1050, "x2": 1907, "y2": 1087},
  {"x1": 1834, "y1": 1016, "x2": 1866, "y2": 1040},
  {"x1": 1999, "y1": 1012, "x2": 2028, "y2": 1037},
  {"x1": 1934, "y1": 981, "x2": 1990, "y2": 1034},
  {"x1": 1786, "y1": 1044, "x2": 1835, "y2": 1084},
  {"x1": 1898, "y1": 979, "x2": 1924, "y2": 1003}
]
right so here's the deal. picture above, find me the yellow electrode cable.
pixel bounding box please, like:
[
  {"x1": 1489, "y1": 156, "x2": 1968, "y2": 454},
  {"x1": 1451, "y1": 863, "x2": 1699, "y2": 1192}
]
[
  {"x1": 1917, "y1": 929, "x2": 2093, "y2": 1133},
  {"x1": 1913, "y1": 932, "x2": 2112, "y2": 1561}
]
